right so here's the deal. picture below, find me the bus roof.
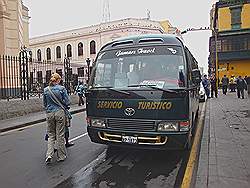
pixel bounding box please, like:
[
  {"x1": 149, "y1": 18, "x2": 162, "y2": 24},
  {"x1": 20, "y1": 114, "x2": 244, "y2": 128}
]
[{"x1": 100, "y1": 34, "x2": 184, "y2": 51}]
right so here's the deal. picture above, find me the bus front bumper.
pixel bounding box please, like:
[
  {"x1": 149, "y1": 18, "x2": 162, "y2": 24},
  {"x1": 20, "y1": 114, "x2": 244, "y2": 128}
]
[{"x1": 87, "y1": 127, "x2": 190, "y2": 150}]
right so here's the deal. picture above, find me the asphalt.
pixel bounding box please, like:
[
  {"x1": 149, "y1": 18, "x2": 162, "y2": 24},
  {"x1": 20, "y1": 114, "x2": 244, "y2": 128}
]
[
  {"x1": 0, "y1": 104, "x2": 85, "y2": 133},
  {"x1": 195, "y1": 90, "x2": 250, "y2": 188}
]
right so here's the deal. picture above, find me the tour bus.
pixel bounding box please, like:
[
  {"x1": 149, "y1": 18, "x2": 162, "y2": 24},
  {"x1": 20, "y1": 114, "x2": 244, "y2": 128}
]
[{"x1": 86, "y1": 34, "x2": 201, "y2": 150}]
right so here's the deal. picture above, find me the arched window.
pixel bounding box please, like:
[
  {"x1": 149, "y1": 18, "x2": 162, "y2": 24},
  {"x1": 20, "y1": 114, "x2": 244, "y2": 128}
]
[
  {"x1": 56, "y1": 46, "x2": 61, "y2": 59},
  {"x1": 37, "y1": 49, "x2": 41, "y2": 61},
  {"x1": 78, "y1": 42, "x2": 84, "y2": 56},
  {"x1": 67, "y1": 44, "x2": 72, "y2": 58},
  {"x1": 46, "y1": 48, "x2": 51, "y2": 61},
  {"x1": 90, "y1": 40, "x2": 96, "y2": 54}
]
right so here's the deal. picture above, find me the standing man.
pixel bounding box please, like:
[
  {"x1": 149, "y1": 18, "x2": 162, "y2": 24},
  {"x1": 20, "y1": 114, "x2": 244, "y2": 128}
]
[
  {"x1": 229, "y1": 75, "x2": 236, "y2": 92},
  {"x1": 210, "y1": 74, "x2": 218, "y2": 98},
  {"x1": 221, "y1": 75, "x2": 229, "y2": 95},
  {"x1": 75, "y1": 81, "x2": 85, "y2": 106},
  {"x1": 245, "y1": 76, "x2": 250, "y2": 95},
  {"x1": 202, "y1": 75, "x2": 210, "y2": 98},
  {"x1": 236, "y1": 75, "x2": 247, "y2": 99}
]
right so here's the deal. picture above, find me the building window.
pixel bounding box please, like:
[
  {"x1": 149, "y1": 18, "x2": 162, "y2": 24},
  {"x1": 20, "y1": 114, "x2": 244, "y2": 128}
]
[
  {"x1": 77, "y1": 67, "x2": 85, "y2": 77},
  {"x1": 230, "y1": 7, "x2": 242, "y2": 30},
  {"x1": 46, "y1": 70, "x2": 52, "y2": 84},
  {"x1": 46, "y1": 48, "x2": 51, "y2": 61},
  {"x1": 67, "y1": 44, "x2": 72, "y2": 58},
  {"x1": 90, "y1": 40, "x2": 96, "y2": 54},
  {"x1": 37, "y1": 49, "x2": 41, "y2": 61},
  {"x1": 56, "y1": 46, "x2": 61, "y2": 59},
  {"x1": 56, "y1": 69, "x2": 62, "y2": 76},
  {"x1": 37, "y1": 71, "x2": 43, "y2": 83},
  {"x1": 78, "y1": 42, "x2": 84, "y2": 56}
]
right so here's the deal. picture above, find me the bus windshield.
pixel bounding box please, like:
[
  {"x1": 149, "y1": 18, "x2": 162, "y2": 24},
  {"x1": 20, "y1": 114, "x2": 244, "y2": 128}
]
[{"x1": 91, "y1": 46, "x2": 186, "y2": 89}]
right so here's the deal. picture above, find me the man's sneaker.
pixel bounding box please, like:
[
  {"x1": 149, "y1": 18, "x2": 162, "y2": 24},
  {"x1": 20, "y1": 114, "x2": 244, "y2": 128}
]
[{"x1": 45, "y1": 157, "x2": 52, "y2": 165}]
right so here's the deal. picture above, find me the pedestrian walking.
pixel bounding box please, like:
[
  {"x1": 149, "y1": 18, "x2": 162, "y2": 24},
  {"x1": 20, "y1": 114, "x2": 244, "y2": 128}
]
[
  {"x1": 221, "y1": 75, "x2": 229, "y2": 95},
  {"x1": 202, "y1": 75, "x2": 210, "y2": 98},
  {"x1": 229, "y1": 75, "x2": 236, "y2": 92},
  {"x1": 75, "y1": 81, "x2": 85, "y2": 106},
  {"x1": 43, "y1": 73, "x2": 70, "y2": 164},
  {"x1": 245, "y1": 76, "x2": 250, "y2": 95},
  {"x1": 236, "y1": 75, "x2": 247, "y2": 99},
  {"x1": 210, "y1": 75, "x2": 218, "y2": 98}
]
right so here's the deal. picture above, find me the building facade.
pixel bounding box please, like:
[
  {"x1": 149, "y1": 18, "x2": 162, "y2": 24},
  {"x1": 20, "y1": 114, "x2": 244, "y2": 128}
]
[
  {"x1": 0, "y1": 0, "x2": 29, "y2": 56},
  {"x1": 209, "y1": 0, "x2": 250, "y2": 81},
  {"x1": 29, "y1": 18, "x2": 178, "y2": 82}
]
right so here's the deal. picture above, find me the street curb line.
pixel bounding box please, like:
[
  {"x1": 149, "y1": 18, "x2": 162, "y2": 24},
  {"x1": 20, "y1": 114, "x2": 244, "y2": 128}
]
[
  {"x1": 0, "y1": 108, "x2": 86, "y2": 133},
  {"x1": 181, "y1": 102, "x2": 207, "y2": 188}
]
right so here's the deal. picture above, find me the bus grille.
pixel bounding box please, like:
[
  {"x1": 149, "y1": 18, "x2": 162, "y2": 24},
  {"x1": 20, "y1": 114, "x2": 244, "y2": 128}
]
[{"x1": 107, "y1": 119, "x2": 156, "y2": 132}]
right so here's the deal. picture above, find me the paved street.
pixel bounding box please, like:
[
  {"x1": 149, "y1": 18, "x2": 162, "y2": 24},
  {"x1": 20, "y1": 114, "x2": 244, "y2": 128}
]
[
  {"x1": 0, "y1": 112, "x2": 104, "y2": 188},
  {"x1": 0, "y1": 110, "x2": 196, "y2": 188},
  {"x1": 196, "y1": 91, "x2": 250, "y2": 188}
]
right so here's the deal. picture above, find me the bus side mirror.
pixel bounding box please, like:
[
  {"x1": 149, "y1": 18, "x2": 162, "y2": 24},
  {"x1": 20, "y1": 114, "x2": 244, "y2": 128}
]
[{"x1": 191, "y1": 69, "x2": 201, "y2": 85}]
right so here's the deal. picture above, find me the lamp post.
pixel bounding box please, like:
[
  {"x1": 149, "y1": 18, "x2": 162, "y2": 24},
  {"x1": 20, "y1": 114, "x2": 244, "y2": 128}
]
[
  {"x1": 86, "y1": 58, "x2": 91, "y2": 84},
  {"x1": 64, "y1": 55, "x2": 71, "y2": 94}
]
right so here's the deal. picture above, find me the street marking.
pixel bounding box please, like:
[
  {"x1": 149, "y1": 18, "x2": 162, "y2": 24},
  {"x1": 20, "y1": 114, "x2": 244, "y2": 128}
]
[
  {"x1": 181, "y1": 102, "x2": 207, "y2": 188},
  {"x1": 69, "y1": 132, "x2": 88, "y2": 142}
]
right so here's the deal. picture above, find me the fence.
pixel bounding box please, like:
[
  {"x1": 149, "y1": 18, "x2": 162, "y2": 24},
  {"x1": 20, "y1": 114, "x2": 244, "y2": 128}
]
[{"x1": 0, "y1": 52, "x2": 88, "y2": 100}]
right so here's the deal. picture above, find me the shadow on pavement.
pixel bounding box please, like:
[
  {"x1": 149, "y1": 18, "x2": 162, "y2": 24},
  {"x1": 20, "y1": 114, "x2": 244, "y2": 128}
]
[{"x1": 56, "y1": 146, "x2": 189, "y2": 188}]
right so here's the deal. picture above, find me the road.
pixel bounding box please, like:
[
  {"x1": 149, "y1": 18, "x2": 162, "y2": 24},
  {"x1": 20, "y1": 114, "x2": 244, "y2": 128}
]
[{"x1": 0, "y1": 111, "x2": 194, "y2": 188}]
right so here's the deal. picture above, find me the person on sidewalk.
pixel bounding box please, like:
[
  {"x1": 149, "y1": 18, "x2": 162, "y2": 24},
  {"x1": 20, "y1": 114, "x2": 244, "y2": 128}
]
[
  {"x1": 221, "y1": 75, "x2": 229, "y2": 95},
  {"x1": 245, "y1": 76, "x2": 250, "y2": 95},
  {"x1": 75, "y1": 81, "x2": 85, "y2": 106},
  {"x1": 202, "y1": 74, "x2": 210, "y2": 98},
  {"x1": 43, "y1": 73, "x2": 70, "y2": 164},
  {"x1": 236, "y1": 75, "x2": 247, "y2": 99},
  {"x1": 229, "y1": 75, "x2": 236, "y2": 92},
  {"x1": 210, "y1": 75, "x2": 218, "y2": 98}
]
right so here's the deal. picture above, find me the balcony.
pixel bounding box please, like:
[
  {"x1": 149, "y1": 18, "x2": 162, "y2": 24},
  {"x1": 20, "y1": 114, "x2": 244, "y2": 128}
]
[
  {"x1": 218, "y1": 50, "x2": 250, "y2": 61},
  {"x1": 209, "y1": 33, "x2": 250, "y2": 61}
]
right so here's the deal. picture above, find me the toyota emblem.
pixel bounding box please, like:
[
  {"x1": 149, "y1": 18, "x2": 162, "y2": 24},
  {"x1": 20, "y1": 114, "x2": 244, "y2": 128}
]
[{"x1": 124, "y1": 108, "x2": 135, "y2": 116}]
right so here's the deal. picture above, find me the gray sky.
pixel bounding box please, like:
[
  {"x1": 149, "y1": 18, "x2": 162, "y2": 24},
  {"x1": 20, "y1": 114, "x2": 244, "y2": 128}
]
[{"x1": 22, "y1": 0, "x2": 216, "y2": 73}]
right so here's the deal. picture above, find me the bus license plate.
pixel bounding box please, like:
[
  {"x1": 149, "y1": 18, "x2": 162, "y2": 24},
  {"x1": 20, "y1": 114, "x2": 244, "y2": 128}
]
[{"x1": 122, "y1": 136, "x2": 138, "y2": 144}]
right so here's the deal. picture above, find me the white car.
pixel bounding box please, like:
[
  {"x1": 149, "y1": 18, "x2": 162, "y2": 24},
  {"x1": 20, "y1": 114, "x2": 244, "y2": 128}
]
[{"x1": 199, "y1": 82, "x2": 206, "y2": 102}]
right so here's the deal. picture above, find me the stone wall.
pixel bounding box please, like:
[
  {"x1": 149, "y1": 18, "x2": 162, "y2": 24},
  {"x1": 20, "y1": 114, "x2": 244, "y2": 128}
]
[{"x1": 0, "y1": 95, "x2": 78, "y2": 120}]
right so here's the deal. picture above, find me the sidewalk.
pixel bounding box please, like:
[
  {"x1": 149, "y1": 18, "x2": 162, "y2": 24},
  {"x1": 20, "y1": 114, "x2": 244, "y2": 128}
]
[
  {"x1": 0, "y1": 104, "x2": 85, "y2": 133},
  {"x1": 196, "y1": 91, "x2": 250, "y2": 188}
]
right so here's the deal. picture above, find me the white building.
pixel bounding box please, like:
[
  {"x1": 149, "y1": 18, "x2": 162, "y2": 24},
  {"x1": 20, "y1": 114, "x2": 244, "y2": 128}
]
[{"x1": 29, "y1": 18, "x2": 179, "y2": 83}]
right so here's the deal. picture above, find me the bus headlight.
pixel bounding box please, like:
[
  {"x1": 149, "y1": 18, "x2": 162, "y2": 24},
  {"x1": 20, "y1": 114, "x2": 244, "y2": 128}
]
[
  {"x1": 91, "y1": 119, "x2": 106, "y2": 128},
  {"x1": 157, "y1": 122, "x2": 178, "y2": 131}
]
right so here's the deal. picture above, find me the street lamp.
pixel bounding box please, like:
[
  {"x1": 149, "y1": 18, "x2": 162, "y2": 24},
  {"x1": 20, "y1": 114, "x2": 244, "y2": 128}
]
[
  {"x1": 86, "y1": 58, "x2": 91, "y2": 84},
  {"x1": 64, "y1": 55, "x2": 71, "y2": 94}
]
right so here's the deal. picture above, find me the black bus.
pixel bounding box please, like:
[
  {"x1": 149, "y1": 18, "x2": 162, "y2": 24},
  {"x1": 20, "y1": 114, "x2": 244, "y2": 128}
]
[{"x1": 86, "y1": 34, "x2": 201, "y2": 150}]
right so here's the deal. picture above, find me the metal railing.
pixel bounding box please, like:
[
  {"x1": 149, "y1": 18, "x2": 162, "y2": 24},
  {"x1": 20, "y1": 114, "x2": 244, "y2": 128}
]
[{"x1": 0, "y1": 53, "x2": 87, "y2": 100}]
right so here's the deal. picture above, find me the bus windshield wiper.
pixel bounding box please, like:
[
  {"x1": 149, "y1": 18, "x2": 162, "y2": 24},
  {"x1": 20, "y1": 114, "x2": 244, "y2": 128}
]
[
  {"x1": 92, "y1": 86, "x2": 130, "y2": 95},
  {"x1": 128, "y1": 84, "x2": 177, "y2": 94}
]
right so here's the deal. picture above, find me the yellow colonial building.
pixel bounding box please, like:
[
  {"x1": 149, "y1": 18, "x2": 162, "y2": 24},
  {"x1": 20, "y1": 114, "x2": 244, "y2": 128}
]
[
  {"x1": 0, "y1": 0, "x2": 29, "y2": 56},
  {"x1": 209, "y1": 0, "x2": 250, "y2": 80}
]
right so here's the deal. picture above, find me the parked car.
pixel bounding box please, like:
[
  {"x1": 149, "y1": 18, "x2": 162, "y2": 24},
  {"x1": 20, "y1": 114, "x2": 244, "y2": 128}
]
[{"x1": 199, "y1": 82, "x2": 206, "y2": 102}]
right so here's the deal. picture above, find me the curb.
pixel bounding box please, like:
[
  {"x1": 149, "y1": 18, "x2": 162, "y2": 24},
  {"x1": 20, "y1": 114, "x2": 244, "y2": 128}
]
[
  {"x1": 0, "y1": 108, "x2": 86, "y2": 133},
  {"x1": 181, "y1": 102, "x2": 207, "y2": 188}
]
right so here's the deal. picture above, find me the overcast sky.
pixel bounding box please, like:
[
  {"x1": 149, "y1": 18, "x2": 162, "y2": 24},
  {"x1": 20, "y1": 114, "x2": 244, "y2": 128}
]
[{"x1": 22, "y1": 0, "x2": 216, "y2": 73}]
